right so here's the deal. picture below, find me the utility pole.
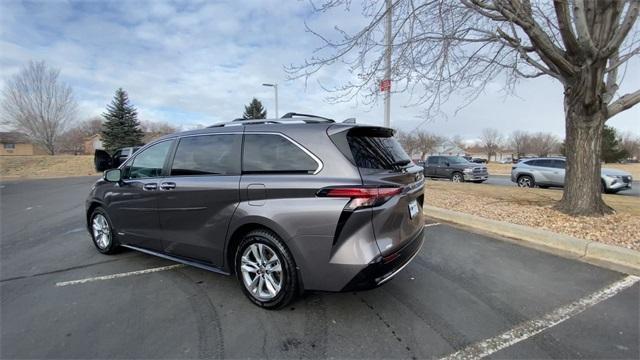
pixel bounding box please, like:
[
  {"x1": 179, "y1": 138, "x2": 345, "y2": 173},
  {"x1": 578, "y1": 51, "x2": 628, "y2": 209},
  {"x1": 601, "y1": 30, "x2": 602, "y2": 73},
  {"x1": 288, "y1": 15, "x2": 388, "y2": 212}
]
[
  {"x1": 383, "y1": 0, "x2": 392, "y2": 128},
  {"x1": 262, "y1": 83, "x2": 279, "y2": 118}
]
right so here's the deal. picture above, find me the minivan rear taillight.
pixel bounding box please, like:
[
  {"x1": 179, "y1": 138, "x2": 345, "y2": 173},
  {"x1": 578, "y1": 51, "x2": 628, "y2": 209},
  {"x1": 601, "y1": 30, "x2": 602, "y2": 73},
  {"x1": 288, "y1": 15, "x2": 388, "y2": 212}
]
[{"x1": 316, "y1": 187, "x2": 401, "y2": 210}]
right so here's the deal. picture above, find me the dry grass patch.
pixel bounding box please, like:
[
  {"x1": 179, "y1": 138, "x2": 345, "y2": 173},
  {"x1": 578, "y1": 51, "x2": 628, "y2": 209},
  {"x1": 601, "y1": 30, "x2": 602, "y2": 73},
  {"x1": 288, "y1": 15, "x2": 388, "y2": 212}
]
[
  {"x1": 0, "y1": 155, "x2": 99, "y2": 179},
  {"x1": 426, "y1": 181, "x2": 640, "y2": 250}
]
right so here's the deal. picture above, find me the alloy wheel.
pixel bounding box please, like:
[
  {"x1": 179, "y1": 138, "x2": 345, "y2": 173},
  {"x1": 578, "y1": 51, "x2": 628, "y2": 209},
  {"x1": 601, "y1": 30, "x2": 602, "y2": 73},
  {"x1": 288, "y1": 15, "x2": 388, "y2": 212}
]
[
  {"x1": 92, "y1": 214, "x2": 111, "y2": 249},
  {"x1": 452, "y1": 174, "x2": 462, "y2": 183},
  {"x1": 518, "y1": 177, "x2": 532, "y2": 188},
  {"x1": 240, "y1": 243, "x2": 283, "y2": 301}
]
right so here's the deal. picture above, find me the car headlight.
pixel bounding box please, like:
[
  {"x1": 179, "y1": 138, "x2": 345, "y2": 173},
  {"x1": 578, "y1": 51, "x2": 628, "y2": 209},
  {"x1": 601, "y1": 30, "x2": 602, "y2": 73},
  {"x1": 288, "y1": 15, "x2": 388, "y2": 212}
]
[{"x1": 463, "y1": 168, "x2": 473, "y2": 173}]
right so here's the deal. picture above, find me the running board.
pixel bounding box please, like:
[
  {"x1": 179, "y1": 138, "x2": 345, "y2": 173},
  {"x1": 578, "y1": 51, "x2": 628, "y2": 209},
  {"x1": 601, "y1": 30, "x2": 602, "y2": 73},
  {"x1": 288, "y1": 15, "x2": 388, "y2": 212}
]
[{"x1": 121, "y1": 245, "x2": 230, "y2": 276}]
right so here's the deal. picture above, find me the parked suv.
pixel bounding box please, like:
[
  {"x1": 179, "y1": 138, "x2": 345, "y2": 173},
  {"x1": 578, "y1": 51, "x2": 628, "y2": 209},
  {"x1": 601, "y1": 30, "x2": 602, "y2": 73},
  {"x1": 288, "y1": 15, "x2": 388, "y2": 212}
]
[
  {"x1": 87, "y1": 115, "x2": 425, "y2": 309},
  {"x1": 423, "y1": 155, "x2": 489, "y2": 183},
  {"x1": 94, "y1": 146, "x2": 141, "y2": 170},
  {"x1": 511, "y1": 157, "x2": 633, "y2": 193}
]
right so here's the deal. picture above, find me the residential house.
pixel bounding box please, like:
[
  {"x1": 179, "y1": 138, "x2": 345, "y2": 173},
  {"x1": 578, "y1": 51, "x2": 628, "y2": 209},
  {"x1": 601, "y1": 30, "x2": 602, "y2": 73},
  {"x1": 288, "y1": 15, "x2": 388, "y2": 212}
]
[
  {"x1": 0, "y1": 132, "x2": 47, "y2": 156},
  {"x1": 84, "y1": 134, "x2": 103, "y2": 155}
]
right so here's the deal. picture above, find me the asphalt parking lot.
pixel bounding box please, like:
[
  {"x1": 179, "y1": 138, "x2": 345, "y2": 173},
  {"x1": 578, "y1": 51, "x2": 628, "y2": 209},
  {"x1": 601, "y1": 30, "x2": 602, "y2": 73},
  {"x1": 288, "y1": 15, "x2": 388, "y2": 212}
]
[{"x1": 1, "y1": 177, "x2": 638, "y2": 359}]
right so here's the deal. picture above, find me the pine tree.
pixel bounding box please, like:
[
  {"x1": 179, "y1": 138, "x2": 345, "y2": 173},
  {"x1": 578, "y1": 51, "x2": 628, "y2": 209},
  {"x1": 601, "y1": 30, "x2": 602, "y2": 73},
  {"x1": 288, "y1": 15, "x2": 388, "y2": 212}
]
[
  {"x1": 601, "y1": 125, "x2": 629, "y2": 163},
  {"x1": 101, "y1": 88, "x2": 144, "y2": 152},
  {"x1": 242, "y1": 98, "x2": 267, "y2": 119}
]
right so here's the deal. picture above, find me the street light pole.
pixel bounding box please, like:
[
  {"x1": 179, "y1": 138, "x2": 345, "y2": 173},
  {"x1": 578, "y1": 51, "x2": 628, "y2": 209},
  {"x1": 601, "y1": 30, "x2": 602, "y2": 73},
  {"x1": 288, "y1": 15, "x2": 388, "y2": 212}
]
[
  {"x1": 383, "y1": 0, "x2": 392, "y2": 128},
  {"x1": 262, "y1": 83, "x2": 279, "y2": 118}
]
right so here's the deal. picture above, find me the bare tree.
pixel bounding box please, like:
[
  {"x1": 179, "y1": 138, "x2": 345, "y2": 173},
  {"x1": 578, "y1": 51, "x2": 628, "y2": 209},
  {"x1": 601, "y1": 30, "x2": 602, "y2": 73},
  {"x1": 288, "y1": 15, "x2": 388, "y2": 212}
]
[
  {"x1": 450, "y1": 135, "x2": 468, "y2": 152},
  {"x1": 619, "y1": 132, "x2": 640, "y2": 160},
  {"x1": 480, "y1": 128, "x2": 503, "y2": 161},
  {"x1": 289, "y1": 0, "x2": 640, "y2": 216},
  {"x1": 416, "y1": 130, "x2": 446, "y2": 159},
  {"x1": 57, "y1": 116, "x2": 104, "y2": 154},
  {"x1": 510, "y1": 130, "x2": 532, "y2": 158},
  {"x1": 1, "y1": 61, "x2": 77, "y2": 155},
  {"x1": 397, "y1": 131, "x2": 419, "y2": 158},
  {"x1": 529, "y1": 132, "x2": 560, "y2": 157},
  {"x1": 140, "y1": 120, "x2": 180, "y2": 135}
]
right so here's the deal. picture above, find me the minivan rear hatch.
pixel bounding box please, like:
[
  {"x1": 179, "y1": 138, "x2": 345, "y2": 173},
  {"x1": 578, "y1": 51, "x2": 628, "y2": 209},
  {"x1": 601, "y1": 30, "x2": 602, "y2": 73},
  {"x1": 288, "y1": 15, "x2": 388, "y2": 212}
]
[{"x1": 329, "y1": 126, "x2": 425, "y2": 256}]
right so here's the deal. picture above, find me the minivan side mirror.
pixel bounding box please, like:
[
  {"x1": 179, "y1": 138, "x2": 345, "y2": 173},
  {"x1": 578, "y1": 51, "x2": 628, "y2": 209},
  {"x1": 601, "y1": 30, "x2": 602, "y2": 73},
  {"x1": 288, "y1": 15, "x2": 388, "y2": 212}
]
[
  {"x1": 104, "y1": 169, "x2": 122, "y2": 182},
  {"x1": 445, "y1": 161, "x2": 450, "y2": 167}
]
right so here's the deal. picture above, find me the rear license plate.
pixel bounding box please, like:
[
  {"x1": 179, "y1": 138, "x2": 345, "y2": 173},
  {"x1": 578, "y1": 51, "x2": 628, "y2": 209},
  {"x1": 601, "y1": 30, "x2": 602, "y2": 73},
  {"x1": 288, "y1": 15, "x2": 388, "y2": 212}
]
[{"x1": 408, "y1": 200, "x2": 419, "y2": 219}]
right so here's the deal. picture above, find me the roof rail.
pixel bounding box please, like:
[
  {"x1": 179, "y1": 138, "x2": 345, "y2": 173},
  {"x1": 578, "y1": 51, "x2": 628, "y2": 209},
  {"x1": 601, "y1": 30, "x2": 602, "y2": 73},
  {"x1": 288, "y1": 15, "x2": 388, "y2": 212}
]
[
  {"x1": 280, "y1": 112, "x2": 334, "y2": 122},
  {"x1": 207, "y1": 117, "x2": 335, "y2": 128}
]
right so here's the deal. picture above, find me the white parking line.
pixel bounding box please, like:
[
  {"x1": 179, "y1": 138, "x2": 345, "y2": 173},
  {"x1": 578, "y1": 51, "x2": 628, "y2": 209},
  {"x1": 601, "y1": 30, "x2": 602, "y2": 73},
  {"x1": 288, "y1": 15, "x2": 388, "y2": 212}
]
[
  {"x1": 424, "y1": 223, "x2": 441, "y2": 228},
  {"x1": 55, "y1": 264, "x2": 185, "y2": 287},
  {"x1": 440, "y1": 275, "x2": 640, "y2": 360}
]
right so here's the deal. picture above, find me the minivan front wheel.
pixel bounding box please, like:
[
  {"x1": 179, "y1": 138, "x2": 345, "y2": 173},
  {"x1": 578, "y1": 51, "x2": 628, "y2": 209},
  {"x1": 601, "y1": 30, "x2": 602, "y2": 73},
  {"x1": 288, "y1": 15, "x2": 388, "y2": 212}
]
[
  {"x1": 235, "y1": 229, "x2": 298, "y2": 309},
  {"x1": 90, "y1": 208, "x2": 119, "y2": 254},
  {"x1": 451, "y1": 172, "x2": 464, "y2": 183}
]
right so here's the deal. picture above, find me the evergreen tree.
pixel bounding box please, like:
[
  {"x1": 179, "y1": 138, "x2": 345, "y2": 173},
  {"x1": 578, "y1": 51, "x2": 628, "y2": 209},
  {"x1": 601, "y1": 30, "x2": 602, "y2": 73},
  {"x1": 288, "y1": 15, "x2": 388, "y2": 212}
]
[
  {"x1": 101, "y1": 88, "x2": 144, "y2": 152},
  {"x1": 242, "y1": 98, "x2": 267, "y2": 119},
  {"x1": 601, "y1": 125, "x2": 628, "y2": 163}
]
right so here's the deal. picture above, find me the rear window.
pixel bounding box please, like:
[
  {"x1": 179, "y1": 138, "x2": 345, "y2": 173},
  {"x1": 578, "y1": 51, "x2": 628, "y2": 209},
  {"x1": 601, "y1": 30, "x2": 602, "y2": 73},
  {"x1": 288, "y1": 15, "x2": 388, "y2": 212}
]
[
  {"x1": 243, "y1": 134, "x2": 319, "y2": 174},
  {"x1": 347, "y1": 128, "x2": 410, "y2": 170}
]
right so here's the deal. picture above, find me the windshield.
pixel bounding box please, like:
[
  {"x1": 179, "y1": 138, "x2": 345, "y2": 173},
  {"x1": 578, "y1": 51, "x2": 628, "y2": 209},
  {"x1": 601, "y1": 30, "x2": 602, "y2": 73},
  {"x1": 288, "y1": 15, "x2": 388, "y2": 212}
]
[{"x1": 446, "y1": 156, "x2": 471, "y2": 164}]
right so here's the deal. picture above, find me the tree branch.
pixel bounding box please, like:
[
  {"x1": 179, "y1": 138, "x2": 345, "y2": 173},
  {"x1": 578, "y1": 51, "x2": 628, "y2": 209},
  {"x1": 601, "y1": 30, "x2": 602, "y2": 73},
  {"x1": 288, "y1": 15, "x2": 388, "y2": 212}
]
[
  {"x1": 607, "y1": 89, "x2": 640, "y2": 119},
  {"x1": 602, "y1": 0, "x2": 640, "y2": 58},
  {"x1": 553, "y1": 0, "x2": 580, "y2": 54},
  {"x1": 572, "y1": 0, "x2": 598, "y2": 56}
]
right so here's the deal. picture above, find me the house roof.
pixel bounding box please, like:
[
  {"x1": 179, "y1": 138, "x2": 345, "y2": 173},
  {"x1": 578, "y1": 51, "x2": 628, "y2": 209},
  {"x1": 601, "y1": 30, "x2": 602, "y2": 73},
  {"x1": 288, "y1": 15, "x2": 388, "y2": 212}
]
[{"x1": 0, "y1": 132, "x2": 30, "y2": 144}]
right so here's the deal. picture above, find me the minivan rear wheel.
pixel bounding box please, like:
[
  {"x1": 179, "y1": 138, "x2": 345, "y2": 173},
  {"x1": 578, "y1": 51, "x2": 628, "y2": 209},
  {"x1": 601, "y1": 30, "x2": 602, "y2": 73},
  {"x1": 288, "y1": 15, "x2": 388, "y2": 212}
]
[{"x1": 235, "y1": 229, "x2": 298, "y2": 309}]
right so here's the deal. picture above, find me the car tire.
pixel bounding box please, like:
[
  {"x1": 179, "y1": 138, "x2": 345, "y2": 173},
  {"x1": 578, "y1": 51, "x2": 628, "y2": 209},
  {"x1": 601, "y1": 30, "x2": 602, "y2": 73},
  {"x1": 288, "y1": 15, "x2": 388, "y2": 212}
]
[
  {"x1": 517, "y1": 175, "x2": 535, "y2": 188},
  {"x1": 235, "y1": 229, "x2": 298, "y2": 309},
  {"x1": 451, "y1": 172, "x2": 464, "y2": 183},
  {"x1": 89, "y1": 207, "x2": 119, "y2": 254}
]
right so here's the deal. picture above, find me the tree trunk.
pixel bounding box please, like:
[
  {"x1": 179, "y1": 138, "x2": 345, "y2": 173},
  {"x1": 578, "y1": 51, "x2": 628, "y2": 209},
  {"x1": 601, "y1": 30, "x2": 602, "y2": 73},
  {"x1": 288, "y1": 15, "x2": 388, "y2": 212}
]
[{"x1": 555, "y1": 84, "x2": 613, "y2": 216}]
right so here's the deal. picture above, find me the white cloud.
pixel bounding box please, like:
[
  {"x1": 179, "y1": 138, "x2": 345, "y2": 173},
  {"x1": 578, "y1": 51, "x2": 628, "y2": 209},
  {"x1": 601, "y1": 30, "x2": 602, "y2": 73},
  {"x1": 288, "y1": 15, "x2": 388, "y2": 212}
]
[{"x1": 0, "y1": 0, "x2": 637, "y2": 138}]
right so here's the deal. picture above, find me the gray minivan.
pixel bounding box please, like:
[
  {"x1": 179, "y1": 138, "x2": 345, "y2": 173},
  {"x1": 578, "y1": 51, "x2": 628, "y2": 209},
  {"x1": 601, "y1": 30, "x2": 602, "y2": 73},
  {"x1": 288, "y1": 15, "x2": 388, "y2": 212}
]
[{"x1": 87, "y1": 115, "x2": 425, "y2": 309}]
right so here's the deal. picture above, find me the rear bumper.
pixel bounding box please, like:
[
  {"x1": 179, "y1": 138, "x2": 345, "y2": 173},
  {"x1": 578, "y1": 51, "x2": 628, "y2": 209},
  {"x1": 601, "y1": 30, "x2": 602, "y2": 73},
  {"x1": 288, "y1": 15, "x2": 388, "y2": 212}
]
[{"x1": 340, "y1": 227, "x2": 424, "y2": 292}]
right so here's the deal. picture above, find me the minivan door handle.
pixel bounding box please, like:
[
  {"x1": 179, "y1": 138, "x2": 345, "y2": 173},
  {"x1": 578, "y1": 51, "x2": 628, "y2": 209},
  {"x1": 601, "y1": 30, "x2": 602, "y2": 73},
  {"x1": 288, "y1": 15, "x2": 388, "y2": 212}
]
[
  {"x1": 160, "y1": 182, "x2": 176, "y2": 190},
  {"x1": 143, "y1": 183, "x2": 158, "y2": 191}
]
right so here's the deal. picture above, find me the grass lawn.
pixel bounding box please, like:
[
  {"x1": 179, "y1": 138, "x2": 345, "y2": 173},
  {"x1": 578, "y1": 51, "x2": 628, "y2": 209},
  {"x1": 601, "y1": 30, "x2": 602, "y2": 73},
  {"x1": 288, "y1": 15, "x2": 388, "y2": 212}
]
[
  {"x1": 0, "y1": 155, "x2": 99, "y2": 179},
  {"x1": 426, "y1": 180, "x2": 639, "y2": 250}
]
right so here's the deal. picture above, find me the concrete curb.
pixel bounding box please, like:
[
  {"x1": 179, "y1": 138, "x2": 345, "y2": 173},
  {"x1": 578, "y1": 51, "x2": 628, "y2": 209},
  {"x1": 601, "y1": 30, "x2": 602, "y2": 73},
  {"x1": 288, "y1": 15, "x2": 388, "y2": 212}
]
[{"x1": 424, "y1": 205, "x2": 640, "y2": 275}]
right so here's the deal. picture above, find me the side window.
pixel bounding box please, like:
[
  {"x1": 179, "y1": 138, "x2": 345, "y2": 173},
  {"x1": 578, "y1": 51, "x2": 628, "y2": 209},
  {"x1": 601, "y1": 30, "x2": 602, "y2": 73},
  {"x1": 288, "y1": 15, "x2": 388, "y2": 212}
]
[
  {"x1": 552, "y1": 160, "x2": 566, "y2": 169},
  {"x1": 126, "y1": 141, "x2": 173, "y2": 179},
  {"x1": 243, "y1": 134, "x2": 319, "y2": 174},
  {"x1": 525, "y1": 160, "x2": 539, "y2": 166},
  {"x1": 171, "y1": 134, "x2": 241, "y2": 176},
  {"x1": 427, "y1": 157, "x2": 438, "y2": 165}
]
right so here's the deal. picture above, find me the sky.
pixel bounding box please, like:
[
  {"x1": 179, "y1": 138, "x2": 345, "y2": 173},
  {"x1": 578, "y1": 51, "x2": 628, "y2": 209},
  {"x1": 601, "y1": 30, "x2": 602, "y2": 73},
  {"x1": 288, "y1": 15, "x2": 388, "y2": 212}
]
[{"x1": 0, "y1": 0, "x2": 638, "y2": 141}]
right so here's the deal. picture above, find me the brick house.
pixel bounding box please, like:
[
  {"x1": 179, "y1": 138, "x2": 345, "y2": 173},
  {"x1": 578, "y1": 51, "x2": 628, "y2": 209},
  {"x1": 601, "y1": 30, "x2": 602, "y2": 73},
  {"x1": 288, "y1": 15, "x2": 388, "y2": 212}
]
[{"x1": 0, "y1": 132, "x2": 48, "y2": 156}]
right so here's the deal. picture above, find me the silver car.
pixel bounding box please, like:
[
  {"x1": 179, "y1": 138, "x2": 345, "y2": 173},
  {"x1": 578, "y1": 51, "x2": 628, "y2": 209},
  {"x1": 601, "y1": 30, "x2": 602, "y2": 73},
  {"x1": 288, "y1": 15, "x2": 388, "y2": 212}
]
[{"x1": 511, "y1": 157, "x2": 633, "y2": 193}]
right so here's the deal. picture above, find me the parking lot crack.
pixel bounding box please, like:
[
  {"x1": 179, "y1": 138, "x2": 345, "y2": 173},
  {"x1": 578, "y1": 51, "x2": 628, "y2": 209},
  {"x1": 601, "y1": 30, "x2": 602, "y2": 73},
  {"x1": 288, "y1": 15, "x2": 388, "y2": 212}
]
[{"x1": 357, "y1": 295, "x2": 417, "y2": 360}]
